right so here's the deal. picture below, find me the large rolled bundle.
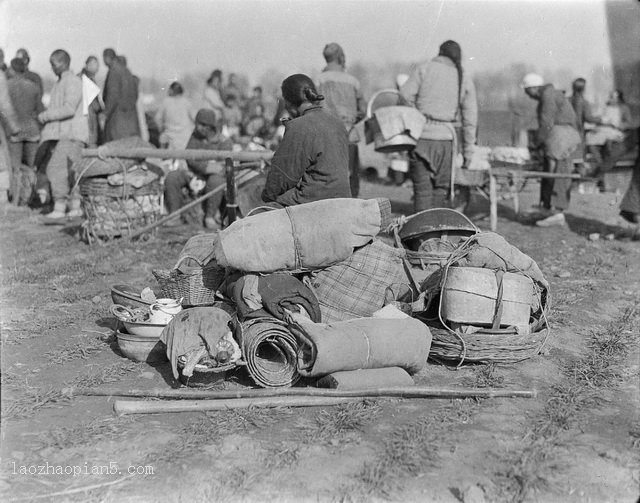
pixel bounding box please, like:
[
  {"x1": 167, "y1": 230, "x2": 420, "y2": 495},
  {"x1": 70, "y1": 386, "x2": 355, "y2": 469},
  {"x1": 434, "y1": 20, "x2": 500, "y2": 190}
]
[
  {"x1": 214, "y1": 198, "x2": 392, "y2": 272},
  {"x1": 239, "y1": 318, "x2": 301, "y2": 388},
  {"x1": 291, "y1": 317, "x2": 432, "y2": 377}
]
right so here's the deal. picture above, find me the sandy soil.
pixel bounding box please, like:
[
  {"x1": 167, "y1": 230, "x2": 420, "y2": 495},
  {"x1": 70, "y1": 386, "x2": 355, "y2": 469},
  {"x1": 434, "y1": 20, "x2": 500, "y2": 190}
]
[{"x1": 1, "y1": 175, "x2": 638, "y2": 503}]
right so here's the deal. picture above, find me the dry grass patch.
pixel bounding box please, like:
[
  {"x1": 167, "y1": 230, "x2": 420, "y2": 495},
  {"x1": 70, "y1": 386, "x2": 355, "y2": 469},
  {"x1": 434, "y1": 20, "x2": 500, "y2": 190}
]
[
  {"x1": 44, "y1": 333, "x2": 112, "y2": 365},
  {"x1": 38, "y1": 417, "x2": 137, "y2": 451},
  {"x1": 495, "y1": 303, "x2": 639, "y2": 503}
]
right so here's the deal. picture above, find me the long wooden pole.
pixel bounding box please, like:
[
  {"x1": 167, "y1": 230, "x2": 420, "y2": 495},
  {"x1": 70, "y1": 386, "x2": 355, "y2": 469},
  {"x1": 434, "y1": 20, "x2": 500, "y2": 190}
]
[
  {"x1": 80, "y1": 386, "x2": 537, "y2": 400},
  {"x1": 82, "y1": 147, "x2": 273, "y2": 163},
  {"x1": 114, "y1": 396, "x2": 360, "y2": 415}
]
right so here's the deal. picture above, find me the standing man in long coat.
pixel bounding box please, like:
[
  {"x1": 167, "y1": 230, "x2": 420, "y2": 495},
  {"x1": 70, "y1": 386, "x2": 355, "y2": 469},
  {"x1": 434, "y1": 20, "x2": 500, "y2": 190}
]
[{"x1": 102, "y1": 48, "x2": 140, "y2": 142}]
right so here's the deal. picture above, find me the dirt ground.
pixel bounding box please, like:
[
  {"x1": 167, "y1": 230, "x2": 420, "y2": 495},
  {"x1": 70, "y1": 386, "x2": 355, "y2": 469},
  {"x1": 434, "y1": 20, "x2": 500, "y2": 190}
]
[{"x1": 1, "y1": 173, "x2": 639, "y2": 503}]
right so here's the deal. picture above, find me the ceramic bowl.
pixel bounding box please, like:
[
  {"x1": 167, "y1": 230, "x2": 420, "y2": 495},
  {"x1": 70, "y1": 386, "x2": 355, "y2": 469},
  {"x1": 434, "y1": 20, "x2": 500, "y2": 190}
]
[
  {"x1": 116, "y1": 329, "x2": 167, "y2": 363},
  {"x1": 122, "y1": 320, "x2": 166, "y2": 338}
]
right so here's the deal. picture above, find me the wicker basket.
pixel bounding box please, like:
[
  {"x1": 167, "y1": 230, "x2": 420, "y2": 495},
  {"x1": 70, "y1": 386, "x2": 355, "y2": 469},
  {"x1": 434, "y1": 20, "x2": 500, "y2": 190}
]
[
  {"x1": 152, "y1": 256, "x2": 226, "y2": 307},
  {"x1": 79, "y1": 178, "x2": 162, "y2": 243},
  {"x1": 424, "y1": 289, "x2": 551, "y2": 365}
]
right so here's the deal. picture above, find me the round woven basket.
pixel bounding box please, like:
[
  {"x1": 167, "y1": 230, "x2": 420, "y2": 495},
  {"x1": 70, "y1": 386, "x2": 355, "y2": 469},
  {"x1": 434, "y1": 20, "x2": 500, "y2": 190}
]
[
  {"x1": 424, "y1": 290, "x2": 551, "y2": 365},
  {"x1": 79, "y1": 178, "x2": 161, "y2": 198},
  {"x1": 79, "y1": 179, "x2": 162, "y2": 243}
]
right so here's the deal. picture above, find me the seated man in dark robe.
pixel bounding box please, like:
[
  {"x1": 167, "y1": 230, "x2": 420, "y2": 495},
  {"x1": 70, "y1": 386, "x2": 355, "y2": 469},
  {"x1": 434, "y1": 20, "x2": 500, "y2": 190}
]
[{"x1": 164, "y1": 109, "x2": 232, "y2": 229}]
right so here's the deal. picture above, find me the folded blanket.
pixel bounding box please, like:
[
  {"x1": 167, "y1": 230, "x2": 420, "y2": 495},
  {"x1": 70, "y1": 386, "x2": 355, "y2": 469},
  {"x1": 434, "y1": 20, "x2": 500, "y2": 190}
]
[
  {"x1": 374, "y1": 106, "x2": 426, "y2": 141},
  {"x1": 230, "y1": 273, "x2": 321, "y2": 323},
  {"x1": 291, "y1": 317, "x2": 432, "y2": 377},
  {"x1": 316, "y1": 367, "x2": 415, "y2": 390}
]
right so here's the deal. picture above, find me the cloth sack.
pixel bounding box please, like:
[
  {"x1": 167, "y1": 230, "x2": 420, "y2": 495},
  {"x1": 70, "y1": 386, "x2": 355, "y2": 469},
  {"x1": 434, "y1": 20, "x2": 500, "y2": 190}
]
[
  {"x1": 316, "y1": 367, "x2": 415, "y2": 390},
  {"x1": 454, "y1": 232, "x2": 548, "y2": 289},
  {"x1": 160, "y1": 307, "x2": 234, "y2": 379},
  {"x1": 176, "y1": 233, "x2": 218, "y2": 271},
  {"x1": 214, "y1": 198, "x2": 393, "y2": 272},
  {"x1": 309, "y1": 239, "x2": 410, "y2": 323},
  {"x1": 291, "y1": 316, "x2": 432, "y2": 377}
]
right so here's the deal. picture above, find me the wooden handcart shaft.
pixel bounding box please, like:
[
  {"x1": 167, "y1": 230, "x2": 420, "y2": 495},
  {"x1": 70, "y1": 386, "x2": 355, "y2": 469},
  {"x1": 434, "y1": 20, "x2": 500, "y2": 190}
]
[{"x1": 82, "y1": 147, "x2": 273, "y2": 163}]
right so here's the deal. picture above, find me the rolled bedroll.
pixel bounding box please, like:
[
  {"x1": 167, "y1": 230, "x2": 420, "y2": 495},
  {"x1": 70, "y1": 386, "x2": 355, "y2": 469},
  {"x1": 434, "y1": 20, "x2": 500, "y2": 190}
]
[
  {"x1": 213, "y1": 197, "x2": 393, "y2": 272},
  {"x1": 291, "y1": 317, "x2": 432, "y2": 378},
  {"x1": 239, "y1": 317, "x2": 301, "y2": 388}
]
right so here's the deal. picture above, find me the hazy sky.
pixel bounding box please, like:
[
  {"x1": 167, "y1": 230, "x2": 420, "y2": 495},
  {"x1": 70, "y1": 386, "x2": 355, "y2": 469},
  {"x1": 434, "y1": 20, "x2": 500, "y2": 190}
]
[{"x1": 1, "y1": 0, "x2": 612, "y2": 87}]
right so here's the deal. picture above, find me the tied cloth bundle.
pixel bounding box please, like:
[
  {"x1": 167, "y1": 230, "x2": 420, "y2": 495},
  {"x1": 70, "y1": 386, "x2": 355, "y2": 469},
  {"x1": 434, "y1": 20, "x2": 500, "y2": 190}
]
[{"x1": 291, "y1": 317, "x2": 432, "y2": 378}]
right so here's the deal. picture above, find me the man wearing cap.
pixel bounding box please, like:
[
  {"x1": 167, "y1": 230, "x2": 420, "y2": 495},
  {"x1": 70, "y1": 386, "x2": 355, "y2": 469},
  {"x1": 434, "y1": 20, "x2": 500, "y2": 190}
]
[
  {"x1": 164, "y1": 109, "x2": 233, "y2": 229},
  {"x1": 522, "y1": 73, "x2": 581, "y2": 227},
  {"x1": 316, "y1": 43, "x2": 365, "y2": 197}
]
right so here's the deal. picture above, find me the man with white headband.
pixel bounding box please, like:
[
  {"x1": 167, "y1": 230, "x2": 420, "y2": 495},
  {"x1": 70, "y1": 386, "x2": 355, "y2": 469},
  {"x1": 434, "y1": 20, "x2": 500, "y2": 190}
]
[{"x1": 522, "y1": 73, "x2": 580, "y2": 227}]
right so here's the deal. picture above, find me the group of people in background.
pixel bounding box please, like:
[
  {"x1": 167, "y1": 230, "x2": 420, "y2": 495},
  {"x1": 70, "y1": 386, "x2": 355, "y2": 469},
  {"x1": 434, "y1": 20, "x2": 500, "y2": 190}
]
[
  {"x1": 0, "y1": 39, "x2": 637, "y2": 229},
  {"x1": 508, "y1": 71, "x2": 637, "y2": 227},
  {"x1": 156, "y1": 70, "x2": 271, "y2": 151},
  {"x1": 0, "y1": 46, "x2": 146, "y2": 218}
]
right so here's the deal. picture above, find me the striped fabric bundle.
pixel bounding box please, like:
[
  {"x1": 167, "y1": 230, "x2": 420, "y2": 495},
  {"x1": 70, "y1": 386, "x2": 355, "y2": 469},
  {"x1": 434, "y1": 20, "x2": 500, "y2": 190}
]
[{"x1": 309, "y1": 239, "x2": 410, "y2": 323}]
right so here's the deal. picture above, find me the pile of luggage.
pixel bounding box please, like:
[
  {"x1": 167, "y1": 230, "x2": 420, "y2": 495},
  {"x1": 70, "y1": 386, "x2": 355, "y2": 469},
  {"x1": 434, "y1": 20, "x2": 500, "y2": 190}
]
[{"x1": 111, "y1": 198, "x2": 551, "y2": 389}]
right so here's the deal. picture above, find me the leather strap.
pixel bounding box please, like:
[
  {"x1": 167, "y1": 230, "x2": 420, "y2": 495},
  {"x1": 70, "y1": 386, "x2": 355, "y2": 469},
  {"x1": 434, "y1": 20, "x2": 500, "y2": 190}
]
[{"x1": 492, "y1": 270, "x2": 505, "y2": 330}]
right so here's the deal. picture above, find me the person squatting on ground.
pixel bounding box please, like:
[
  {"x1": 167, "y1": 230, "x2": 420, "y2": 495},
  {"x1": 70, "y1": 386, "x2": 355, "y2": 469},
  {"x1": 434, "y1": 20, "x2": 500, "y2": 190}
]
[
  {"x1": 316, "y1": 42, "x2": 365, "y2": 197},
  {"x1": 261, "y1": 73, "x2": 352, "y2": 207},
  {"x1": 400, "y1": 40, "x2": 478, "y2": 213},
  {"x1": 521, "y1": 73, "x2": 581, "y2": 227},
  {"x1": 37, "y1": 49, "x2": 88, "y2": 219},
  {"x1": 164, "y1": 109, "x2": 233, "y2": 229},
  {"x1": 102, "y1": 48, "x2": 140, "y2": 143},
  {"x1": 7, "y1": 57, "x2": 43, "y2": 205}
]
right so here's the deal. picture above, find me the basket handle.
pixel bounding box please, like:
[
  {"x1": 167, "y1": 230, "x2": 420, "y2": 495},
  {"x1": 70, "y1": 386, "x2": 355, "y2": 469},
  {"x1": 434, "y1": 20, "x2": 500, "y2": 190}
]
[
  {"x1": 366, "y1": 89, "x2": 401, "y2": 119},
  {"x1": 174, "y1": 253, "x2": 209, "y2": 270}
]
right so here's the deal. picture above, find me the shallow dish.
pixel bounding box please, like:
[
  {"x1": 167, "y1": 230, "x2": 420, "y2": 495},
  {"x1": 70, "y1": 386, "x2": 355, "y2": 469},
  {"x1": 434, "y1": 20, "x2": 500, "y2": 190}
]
[{"x1": 111, "y1": 284, "x2": 155, "y2": 310}]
